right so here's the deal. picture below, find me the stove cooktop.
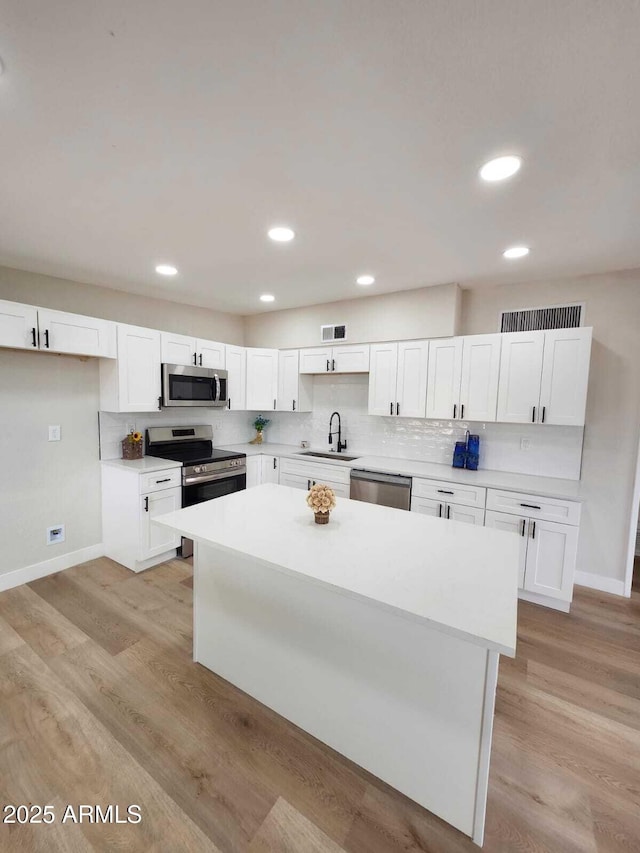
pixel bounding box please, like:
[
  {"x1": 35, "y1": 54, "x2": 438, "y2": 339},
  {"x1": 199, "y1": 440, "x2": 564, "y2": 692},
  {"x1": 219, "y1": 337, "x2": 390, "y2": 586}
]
[{"x1": 155, "y1": 448, "x2": 246, "y2": 466}]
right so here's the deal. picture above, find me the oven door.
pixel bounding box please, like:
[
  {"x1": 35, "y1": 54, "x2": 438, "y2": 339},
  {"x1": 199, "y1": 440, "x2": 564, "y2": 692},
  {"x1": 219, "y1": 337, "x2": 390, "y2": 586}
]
[
  {"x1": 182, "y1": 469, "x2": 247, "y2": 507},
  {"x1": 162, "y1": 364, "x2": 228, "y2": 408}
]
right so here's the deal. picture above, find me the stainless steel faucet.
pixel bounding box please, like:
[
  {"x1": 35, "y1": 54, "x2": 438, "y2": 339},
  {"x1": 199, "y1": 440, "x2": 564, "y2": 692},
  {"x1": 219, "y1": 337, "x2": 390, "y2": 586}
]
[{"x1": 328, "y1": 411, "x2": 347, "y2": 453}]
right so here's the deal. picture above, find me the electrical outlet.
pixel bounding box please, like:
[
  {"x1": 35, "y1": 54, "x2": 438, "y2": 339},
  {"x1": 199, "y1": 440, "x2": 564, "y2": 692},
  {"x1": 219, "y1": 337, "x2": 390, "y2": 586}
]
[
  {"x1": 520, "y1": 437, "x2": 531, "y2": 451},
  {"x1": 46, "y1": 524, "x2": 65, "y2": 545},
  {"x1": 48, "y1": 425, "x2": 61, "y2": 441},
  {"x1": 125, "y1": 422, "x2": 136, "y2": 435}
]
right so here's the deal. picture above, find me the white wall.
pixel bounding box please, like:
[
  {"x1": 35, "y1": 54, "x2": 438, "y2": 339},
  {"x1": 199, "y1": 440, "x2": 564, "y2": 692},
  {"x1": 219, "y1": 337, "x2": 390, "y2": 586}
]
[
  {"x1": 461, "y1": 268, "x2": 640, "y2": 589},
  {"x1": 244, "y1": 282, "x2": 461, "y2": 349}
]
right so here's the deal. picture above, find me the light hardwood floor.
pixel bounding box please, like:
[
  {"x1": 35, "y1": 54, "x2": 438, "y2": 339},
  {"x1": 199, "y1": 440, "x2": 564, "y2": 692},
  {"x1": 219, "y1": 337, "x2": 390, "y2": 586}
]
[{"x1": 0, "y1": 556, "x2": 639, "y2": 852}]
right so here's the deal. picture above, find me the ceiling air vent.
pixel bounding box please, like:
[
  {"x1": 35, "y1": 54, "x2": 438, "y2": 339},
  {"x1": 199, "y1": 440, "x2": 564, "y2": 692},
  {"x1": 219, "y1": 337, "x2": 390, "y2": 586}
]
[
  {"x1": 321, "y1": 324, "x2": 347, "y2": 343},
  {"x1": 500, "y1": 303, "x2": 583, "y2": 333}
]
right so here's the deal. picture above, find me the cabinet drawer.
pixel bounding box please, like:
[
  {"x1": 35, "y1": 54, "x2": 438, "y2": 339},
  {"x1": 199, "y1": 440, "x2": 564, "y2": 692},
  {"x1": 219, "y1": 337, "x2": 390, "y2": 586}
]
[
  {"x1": 279, "y1": 457, "x2": 351, "y2": 485},
  {"x1": 139, "y1": 468, "x2": 182, "y2": 495},
  {"x1": 412, "y1": 477, "x2": 486, "y2": 508},
  {"x1": 486, "y1": 489, "x2": 581, "y2": 526}
]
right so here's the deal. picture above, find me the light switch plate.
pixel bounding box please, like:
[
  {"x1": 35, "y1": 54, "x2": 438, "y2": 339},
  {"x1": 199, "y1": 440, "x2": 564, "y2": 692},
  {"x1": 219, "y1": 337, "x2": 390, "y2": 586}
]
[
  {"x1": 47, "y1": 524, "x2": 65, "y2": 545},
  {"x1": 520, "y1": 437, "x2": 531, "y2": 451},
  {"x1": 48, "y1": 425, "x2": 61, "y2": 441}
]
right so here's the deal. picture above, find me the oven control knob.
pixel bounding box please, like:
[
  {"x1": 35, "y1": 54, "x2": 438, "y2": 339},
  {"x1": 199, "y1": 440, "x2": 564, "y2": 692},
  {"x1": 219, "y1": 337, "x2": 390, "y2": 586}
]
[{"x1": 194, "y1": 466, "x2": 202, "y2": 474}]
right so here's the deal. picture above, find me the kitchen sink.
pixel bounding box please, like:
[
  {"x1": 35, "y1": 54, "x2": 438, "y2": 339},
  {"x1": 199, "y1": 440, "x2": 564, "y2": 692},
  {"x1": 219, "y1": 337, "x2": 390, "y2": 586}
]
[{"x1": 297, "y1": 451, "x2": 360, "y2": 462}]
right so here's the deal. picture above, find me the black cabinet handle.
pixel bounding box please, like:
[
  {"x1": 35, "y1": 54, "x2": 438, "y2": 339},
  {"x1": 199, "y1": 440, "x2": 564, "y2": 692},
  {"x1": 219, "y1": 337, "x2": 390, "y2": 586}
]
[
  {"x1": 532, "y1": 406, "x2": 536, "y2": 423},
  {"x1": 460, "y1": 404, "x2": 464, "y2": 419},
  {"x1": 453, "y1": 403, "x2": 457, "y2": 419},
  {"x1": 438, "y1": 503, "x2": 442, "y2": 517},
  {"x1": 293, "y1": 399, "x2": 296, "y2": 411},
  {"x1": 520, "y1": 503, "x2": 541, "y2": 510},
  {"x1": 390, "y1": 402, "x2": 393, "y2": 415},
  {"x1": 541, "y1": 406, "x2": 546, "y2": 423},
  {"x1": 273, "y1": 457, "x2": 277, "y2": 469},
  {"x1": 273, "y1": 399, "x2": 276, "y2": 410},
  {"x1": 228, "y1": 398, "x2": 231, "y2": 410},
  {"x1": 31, "y1": 327, "x2": 37, "y2": 347},
  {"x1": 332, "y1": 359, "x2": 335, "y2": 371},
  {"x1": 531, "y1": 521, "x2": 536, "y2": 539},
  {"x1": 446, "y1": 505, "x2": 451, "y2": 519},
  {"x1": 44, "y1": 329, "x2": 50, "y2": 348},
  {"x1": 199, "y1": 353, "x2": 203, "y2": 366},
  {"x1": 144, "y1": 496, "x2": 149, "y2": 512},
  {"x1": 520, "y1": 519, "x2": 526, "y2": 537},
  {"x1": 326, "y1": 359, "x2": 330, "y2": 372},
  {"x1": 158, "y1": 396, "x2": 162, "y2": 410},
  {"x1": 307, "y1": 480, "x2": 311, "y2": 489},
  {"x1": 156, "y1": 478, "x2": 171, "y2": 484},
  {"x1": 437, "y1": 489, "x2": 454, "y2": 495},
  {"x1": 396, "y1": 402, "x2": 400, "y2": 416},
  {"x1": 193, "y1": 353, "x2": 197, "y2": 365}
]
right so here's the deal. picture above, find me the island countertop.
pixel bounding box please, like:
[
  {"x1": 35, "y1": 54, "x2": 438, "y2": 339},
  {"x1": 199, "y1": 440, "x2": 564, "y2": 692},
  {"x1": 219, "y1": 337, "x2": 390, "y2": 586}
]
[{"x1": 155, "y1": 484, "x2": 518, "y2": 656}]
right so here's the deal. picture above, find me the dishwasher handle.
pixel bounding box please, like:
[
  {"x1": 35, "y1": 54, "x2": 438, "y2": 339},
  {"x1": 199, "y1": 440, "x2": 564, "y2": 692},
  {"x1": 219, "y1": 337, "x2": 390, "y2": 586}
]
[{"x1": 350, "y1": 469, "x2": 412, "y2": 488}]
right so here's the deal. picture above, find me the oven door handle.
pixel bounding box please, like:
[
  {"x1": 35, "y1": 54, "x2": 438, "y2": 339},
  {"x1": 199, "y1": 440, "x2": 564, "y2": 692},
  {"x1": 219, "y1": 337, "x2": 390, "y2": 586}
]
[{"x1": 183, "y1": 467, "x2": 246, "y2": 486}]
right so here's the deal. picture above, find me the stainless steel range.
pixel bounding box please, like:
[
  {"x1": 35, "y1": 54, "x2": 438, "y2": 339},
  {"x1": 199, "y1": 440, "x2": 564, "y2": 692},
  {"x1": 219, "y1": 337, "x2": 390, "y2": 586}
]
[{"x1": 145, "y1": 425, "x2": 246, "y2": 557}]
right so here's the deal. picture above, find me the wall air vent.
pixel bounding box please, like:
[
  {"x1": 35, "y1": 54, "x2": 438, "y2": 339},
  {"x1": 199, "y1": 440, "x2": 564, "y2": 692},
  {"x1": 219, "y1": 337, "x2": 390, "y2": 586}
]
[
  {"x1": 500, "y1": 303, "x2": 583, "y2": 333},
  {"x1": 321, "y1": 324, "x2": 347, "y2": 343}
]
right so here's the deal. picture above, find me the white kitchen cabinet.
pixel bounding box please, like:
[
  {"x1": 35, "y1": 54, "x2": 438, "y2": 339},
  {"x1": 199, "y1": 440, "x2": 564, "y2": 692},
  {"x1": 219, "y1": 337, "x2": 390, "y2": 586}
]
[
  {"x1": 101, "y1": 461, "x2": 182, "y2": 572},
  {"x1": 0, "y1": 299, "x2": 39, "y2": 350},
  {"x1": 368, "y1": 340, "x2": 429, "y2": 418},
  {"x1": 279, "y1": 456, "x2": 351, "y2": 487},
  {"x1": 99, "y1": 324, "x2": 162, "y2": 412},
  {"x1": 277, "y1": 350, "x2": 313, "y2": 412},
  {"x1": 411, "y1": 496, "x2": 484, "y2": 526},
  {"x1": 0, "y1": 300, "x2": 116, "y2": 358},
  {"x1": 426, "y1": 334, "x2": 501, "y2": 422},
  {"x1": 299, "y1": 344, "x2": 370, "y2": 374},
  {"x1": 246, "y1": 348, "x2": 279, "y2": 411},
  {"x1": 425, "y1": 337, "x2": 463, "y2": 420},
  {"x1": 225, "y1": 345, "x2": 247, "y2": 410},
  {"x1": 160, "y1": 332, "x2": 226, "y2": 369},
  {"x1": 496, "y1": 328, "x2": 591, "y2": 426},
  {"x1": 280, "y1": 470, "x2": 350, "y2": 497},
  {"x1": 260, "y1": 454, "x2": 280, "y2": 484},
  {"x1": 245, "y1": 455, "x2": 262, "y2": 488},
  {"x1": 485, "y1": 510, "x2": 577, "y2": 603}
]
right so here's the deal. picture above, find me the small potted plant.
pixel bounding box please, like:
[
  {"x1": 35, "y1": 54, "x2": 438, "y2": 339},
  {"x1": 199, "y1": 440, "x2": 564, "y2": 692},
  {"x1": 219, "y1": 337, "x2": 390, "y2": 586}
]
[
  {"x1": 307, "y1": 483, "x2": 337, "y2": 524},
  {"x1": 122, "y1": 429, "x2": 143, "y2": 460},
  {"x1": 250, "y1": 415, "x2": 270, "y2": 445}
]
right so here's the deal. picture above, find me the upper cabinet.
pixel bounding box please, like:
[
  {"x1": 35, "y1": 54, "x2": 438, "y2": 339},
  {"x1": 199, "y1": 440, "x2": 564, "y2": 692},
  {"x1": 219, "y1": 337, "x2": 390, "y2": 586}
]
[
  {"x1": 425, "y1": 334, "x2": 501, "y2": 422},
  {"x1": 245, "y1": 348, "x2": 279, "y2": 411},
  {"x1": 225, "y1": 345, "x2": 247, "y2": 410},
  {"x1": 160, "y1": 332, "x2": 226, "y2": 369},
  {"x1": 368, "y1": 340, "x2": 429, "y2": 417},
  {"x1": 277, "y1": 350, "x2": 313, "y2": 412},
  {"x1": 497, "y1": 328, "x2": 591, "y2": 425},
  {"x1": 0, "y1": 300, "x2": 116, "y2": 358},
  {"x1": 100, "y1": 324, "x2": 162, "y2": 412},
  {"x1": 299, "y1": 344, "x2": 370, "y2": 374}
]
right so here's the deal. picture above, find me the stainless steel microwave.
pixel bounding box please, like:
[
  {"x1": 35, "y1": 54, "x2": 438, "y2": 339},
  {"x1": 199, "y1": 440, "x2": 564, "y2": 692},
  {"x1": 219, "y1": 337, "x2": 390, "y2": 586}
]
[{"x1": 161, "y1": 363, "x2": 229, "y2": 408}]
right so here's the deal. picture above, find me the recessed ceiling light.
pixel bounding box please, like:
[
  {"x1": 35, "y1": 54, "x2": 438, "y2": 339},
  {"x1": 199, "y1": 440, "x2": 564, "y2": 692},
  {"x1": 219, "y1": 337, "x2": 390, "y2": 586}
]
[
  {"x1": 268, "y1": 226, "x2": 295, "y2": 242},
  {"x1": 260, "y1": 294, "x2": 275, "y2": 302},
  {"x1": 155, "y1": 264, "x2": 178, "y2": 276},
  {"x1": 503, "y1": 246, "x2": 530, "y2": 259},
  {"x1": 356, "y1": 275, "x2": 375, "y2": 286},
  {"x1": 480, "y1": 155, "x2": 522, "y2": 182}
]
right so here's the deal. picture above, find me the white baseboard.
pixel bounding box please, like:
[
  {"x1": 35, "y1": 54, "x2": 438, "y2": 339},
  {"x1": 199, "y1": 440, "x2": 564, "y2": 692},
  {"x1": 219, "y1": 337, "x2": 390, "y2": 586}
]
[
  {"x1": 0, "y1": 544, "x2": 105, "y2": 593},
  {"x1": 574, "y1": 570, "x2": 628, "y2": 598}
]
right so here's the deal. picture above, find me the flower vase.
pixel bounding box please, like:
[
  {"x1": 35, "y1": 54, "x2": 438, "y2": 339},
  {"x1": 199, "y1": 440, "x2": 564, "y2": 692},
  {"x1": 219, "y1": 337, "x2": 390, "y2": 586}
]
[
  {"x1": 122, "y1": 438, "x2": 143, "y2": 460},
  {"x1": 249, "y1": 431, "x2": 264, "y2": 445},
  {"x1": 314, "y1": 512, "x2": 330, "y2": 525}
]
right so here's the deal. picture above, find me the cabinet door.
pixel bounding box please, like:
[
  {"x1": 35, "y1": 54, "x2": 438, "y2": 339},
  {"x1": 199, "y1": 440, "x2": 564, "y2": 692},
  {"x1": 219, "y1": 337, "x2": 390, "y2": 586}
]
[
  {"x1": 447, "y1": 504, "x2": 485, "y2": 526},
  {"x1": 539, "y1": 327, "x2": 592, "y2": 426},
  {"x1": 225, "y1": 345, "x2": 247, "y2": 410},
  {"x1": 278, "y1": 350, "x2": 300, "y2": 412},
  {"x1": 367, "y1": 343, "x2": 398, "y2": 416},
  {"x1": 279, "y1": 471, "x2": 310, "y2": 490},
  {"x1": 410, "y1": 496, "x2": 445, "y2": 519},
  {"x1": 260, "y1": 455, "x2": 280, "y2": 484},
  {"x1": 425, "y1": 338, "x2": 463, "y2": 419},
  {"x1": 196, "y1": 338, "x2": 226, "y2": 369},
  {"x1": 0, "y1": 300, "x2": 39, "y2": 350},
  {"x1": 496, "y1": 331, "x2": 544, "y2": 424},
  {"x1": 245, "y1": 456, "x2": 262, "y2": 488},
  {"x1": 459, "y1": 334, "x2": 501, "y2": 422},
  {"x1": 523, "y1": 519, "x2": 578, "y2": 601},
  {"x1": 140, "y1": 487, "x2": 182, "y2": 560},
  {"x1": 332, "y1": 344, "x2": 370, "y2": 373},
  {"x1": 396, "y1": 340, "x2": 429, "y2": 418},
  {"x1": 161, "y1": 332, "x2": 196, "y2": 366},
  {"x1": 117, "y1": 325, "x2": 162, "y2": 412},
  {"x1": 484, "y1": 510, "x2": 528, "y2": 588},
  {"x1": 37, "y1": 309, "x2": 116, "y2": 358},
  {"x1": 246, "y1": 348, "x2": 279, "y2": 411},
  {"x1": 299, "y1": 348, "x2": 332, "y2": 374}
]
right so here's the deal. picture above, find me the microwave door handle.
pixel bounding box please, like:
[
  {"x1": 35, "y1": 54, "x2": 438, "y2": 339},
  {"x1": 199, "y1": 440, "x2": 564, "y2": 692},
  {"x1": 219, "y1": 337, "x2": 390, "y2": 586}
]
[{"x1": 214, "y1": 374, "x2": 221, "y2": 403}]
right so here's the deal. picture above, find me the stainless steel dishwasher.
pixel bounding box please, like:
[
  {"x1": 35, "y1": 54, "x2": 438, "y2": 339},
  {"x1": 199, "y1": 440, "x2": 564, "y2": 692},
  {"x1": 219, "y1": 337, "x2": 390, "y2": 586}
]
[{"x1": 350, "y1": 469, "x2": 412, "y2": 510}]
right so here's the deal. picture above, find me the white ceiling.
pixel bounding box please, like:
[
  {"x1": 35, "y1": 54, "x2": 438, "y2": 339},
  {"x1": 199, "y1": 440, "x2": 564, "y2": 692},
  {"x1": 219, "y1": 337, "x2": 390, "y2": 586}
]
[{"x1": 1, "y1": 1, "x2": 639, "y2": 315}]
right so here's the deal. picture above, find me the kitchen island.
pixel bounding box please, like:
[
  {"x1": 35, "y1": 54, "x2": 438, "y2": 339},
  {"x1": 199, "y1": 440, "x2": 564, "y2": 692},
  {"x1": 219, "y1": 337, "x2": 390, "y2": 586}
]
[{"x1": 155, "y1": 484, "x2": 518, "y2": 846}]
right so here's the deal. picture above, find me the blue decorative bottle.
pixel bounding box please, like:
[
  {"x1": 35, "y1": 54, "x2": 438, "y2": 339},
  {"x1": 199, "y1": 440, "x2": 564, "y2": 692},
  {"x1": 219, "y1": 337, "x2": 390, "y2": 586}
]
[
  {"x1": 466, "y1": 434, "x2": 480, "y2": 470},
  {"x1": 452, "y1": 441, "x2": 467, "y2": 468}
]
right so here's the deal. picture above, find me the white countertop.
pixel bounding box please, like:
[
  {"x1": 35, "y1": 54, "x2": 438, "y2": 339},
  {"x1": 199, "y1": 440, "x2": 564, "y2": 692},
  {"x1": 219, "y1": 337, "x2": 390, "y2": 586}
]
[
  {"x1": 219, "y1": 443, "x2": 583, "y2": 500},
  {"x1": 100, "y1": 456, "x2": 182, "y2": 474},
  {"x1": 155, "y1": 484, "x2": 518, "y2": 656}
]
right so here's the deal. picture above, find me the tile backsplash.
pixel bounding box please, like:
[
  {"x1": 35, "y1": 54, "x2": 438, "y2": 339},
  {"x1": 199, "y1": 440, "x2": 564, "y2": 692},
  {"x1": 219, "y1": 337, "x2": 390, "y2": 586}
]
[{"x1": 99, "y1": 374, "x2": 584, "y2": 481}]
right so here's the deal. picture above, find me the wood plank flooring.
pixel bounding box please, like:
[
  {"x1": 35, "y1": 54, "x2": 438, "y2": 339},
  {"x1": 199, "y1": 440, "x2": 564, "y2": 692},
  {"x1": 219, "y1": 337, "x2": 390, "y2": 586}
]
[{"x1": 0, "y1": 556, "x2": 639, "y2": 852}]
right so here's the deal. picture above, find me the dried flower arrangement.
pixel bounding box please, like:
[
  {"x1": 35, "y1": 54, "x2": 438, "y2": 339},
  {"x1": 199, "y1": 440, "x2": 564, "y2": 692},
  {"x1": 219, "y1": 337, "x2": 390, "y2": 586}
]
[
  {"x1": 122, "y1": 429, "x2": 143, "y2": 460},
  {"x1": 306, "y1": 483, "x2": 337, "y2": 524}
]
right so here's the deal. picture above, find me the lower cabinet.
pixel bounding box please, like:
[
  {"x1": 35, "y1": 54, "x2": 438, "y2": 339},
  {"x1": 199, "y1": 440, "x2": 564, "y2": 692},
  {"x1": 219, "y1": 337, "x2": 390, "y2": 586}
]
[
  {"x1": 279, "y1": 456, "x2": 351, "y2": 497},
  {"x1": 246, "y1": 456, "x2": 262, "y2": 488},
  {"x1": 485, "y1": 509, "x2": 579, "y2": 605},
  {"x1": 411, "y1": 496, "x2": 485, "y2": 526},
  {"x1": 280, "y1": 471, "x2": 350, "y2": 497},
  {"x1": 261, "y1": 455, "x2": 280, "y2": 484},
  {"x1": 102, "y1": 462, "x2": 182, "y2": 572}
]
